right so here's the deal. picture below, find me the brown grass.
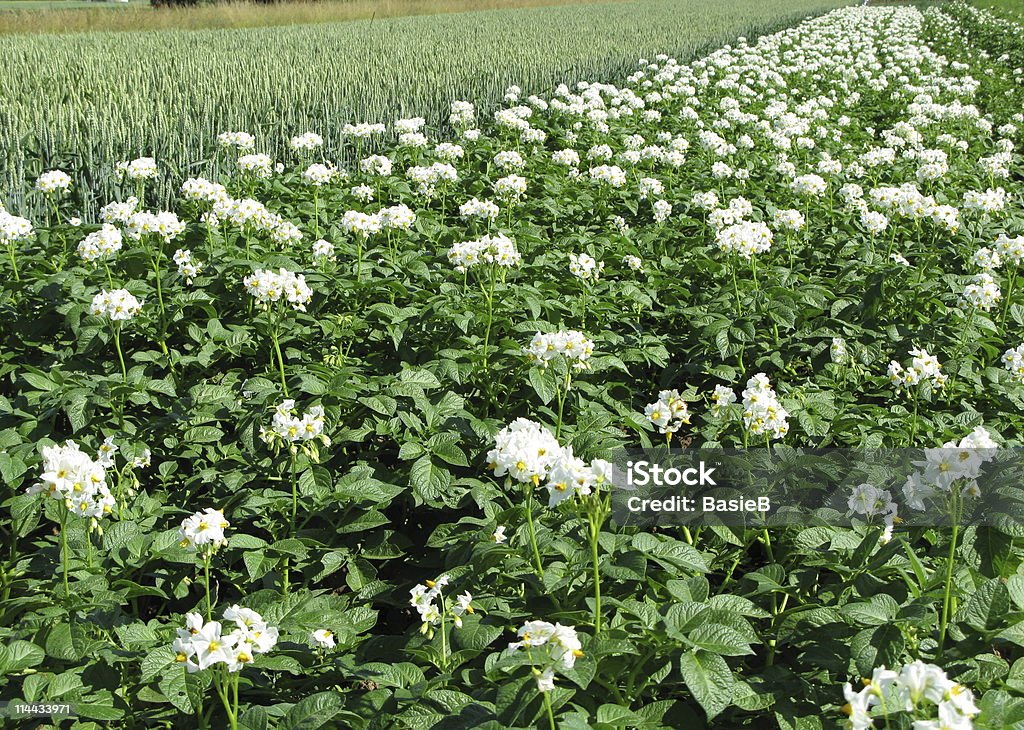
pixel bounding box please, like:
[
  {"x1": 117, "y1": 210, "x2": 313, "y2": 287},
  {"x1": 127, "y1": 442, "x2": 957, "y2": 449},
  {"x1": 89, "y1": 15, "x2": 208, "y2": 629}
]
[{"x1": 0, "y1": 0, "x2": 625, "y2": 35}]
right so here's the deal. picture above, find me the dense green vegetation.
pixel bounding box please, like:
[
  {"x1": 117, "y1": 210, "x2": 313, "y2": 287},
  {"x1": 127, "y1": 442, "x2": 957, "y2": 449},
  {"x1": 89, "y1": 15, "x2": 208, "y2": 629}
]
[{"x1": 0, "y1": 0, "x2": 844, "y2": 217}]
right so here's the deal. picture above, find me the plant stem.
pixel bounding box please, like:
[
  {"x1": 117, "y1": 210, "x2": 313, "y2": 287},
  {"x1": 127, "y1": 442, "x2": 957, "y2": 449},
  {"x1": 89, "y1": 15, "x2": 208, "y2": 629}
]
[
  {"x1": 60, "y1": 505, "x2": 69, "y2": 595},
  {"x1": 290, "y1": 452, "x2": 299, "y2": 539},
  {"x1": 731, "y1": 259, "x2": 741, "y2": 314},
  {"x1": 589, "y1": 513, "x2": 602, "y2": 633},
  {"x1": 214, "y1": 671, "x2": 238, "y2": 730},
  {"x1": 203, "y1": 552, "x2": 213, "y2": 620},
  {"x1": 481, "y1": 266, "x2": 497, "y2": 371},
  {"x1": 543, "y1": 692, "x2": 556, "y2": 730},
  {"x1": 313, "y1": 189, "x2": 320, "y2": 240},
  {"x1": 8, "y1": 243, "x2": 20, "y2": 282},
  {"x1": 231, "y1": 673, "x2": 239, "y2": 730},
  {"x1": 150, "y1": 248, "x2": 169, "y2": 357},
  {"x1": 523, "y1": 484, "x2": 544, "y2": 577},
  {"x1": 113, "y1": 323, "x2": 128, "y2": 381},
  {"x1": 439, "y1": 608, "x2": 450, "y2": 672},
  {"x1": 270, "y1": 318, "x2": 289, "y2": 396},
  {"x1": 938, "y1": 492, "x2": 961, "y2": 659},
  {"x1": 554, "y1": 372, "x2": 571, "y2": 439},
  {"x1": 909, "y1": 394, "x2": 919, "y2": 447},
  {"x1": 762, "y1": 527, "x2": 774, "y2": 563},
  {"x1": 1001, "y1": 267, "x2": 1017, "y2": 325}
]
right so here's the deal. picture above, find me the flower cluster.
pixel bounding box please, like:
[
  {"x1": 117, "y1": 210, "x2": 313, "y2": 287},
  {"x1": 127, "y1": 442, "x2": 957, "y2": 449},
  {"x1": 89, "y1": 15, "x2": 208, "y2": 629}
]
[
  {"x1": 888, "y1": 347, "x2": 946, "y2": 392},
  {"x1": 90, "y1": 289, "x2": 143, "y2": 321},
  {"x1": 178, "y1": 508, "x2": 230, "y2": 551},
  {"x1": 173, "y1": 249, "x2": 204, "y2": 284},
  {"x1": 289, "y1": 131, "x2": 324, "y2": 152},
  {"x1": 124, "y1": 210, "x2": 186, "y2": 242},
  {"x1": 486, "y1": 418, "x2": 562, "y2": 485},
  {"x1": 588, "y1": 165, "x2": 626, "y2": 187},
  {"x1": 962, "y1": 186, "x2": 1007, "y2": 215},
  {"x1": 487, "y1": 419, "x2": 612, "y2": 506},
  {"x1": 449, "y1": 100, "x2": 475, "y2": 127},
  {"x1": 961, "y1": 272, "x2": 1001, "y2": 311},
  {"x1": 506, "y1": 621, "x2": 583, "y2": 692},
  {"x1": 409, "y1": 575, "x2": 473, "y2": 631},
  {"x1": 741, "y1": 374, "x2": 789, "y2": 440},
  {"x1": 569, "y1": 252, "x2": 604, "y2": 281},
  {"x1": 301, "y1": 163, "x2": 338, "y2": 186},
  {"x1": 216, "y1": 131, "x2": 256, "y2": 150},
  {"x1": 902, "y1": 427, "x2": 998, "y2": 510},
  {"x1": 716, "y1": 220, "x2": 774, "y2": 259},
  {"x1": 994, "y1": 233, "x2": 1024, "y2": 265},
  {"x1": 116, "y1": 157, "x2": 158, "y2": 181},
  {"x1": 459, "y1": 197, "x2": 500, "y2": 220},
  {"x1": 524, "y1": 330, "x2": 594, "y2": 370},
  {"x1": 29, "y1": 441, "x2": 114, "y2": 521},
  {"x1": 1002, "y1": 343, "x2": 1024, "y2": 383},
  {"x1": 237, "y1": 153, "x2": 276, "y2": 178},
  {"x1": 0, "y1": 209, "x2": 34, "y2": 246},
  {"x1": 340, "y1": 210, "x2": 382, "y2": 237},
  {"x1": 644, "y1": 389, "x2": 691, "y2": 436},
  {"x1": 78, "y1": 224, "x2": 123, "y2": 263},
  {"x1": 847, "y1": 483, "x2": 898, "y2": 540},
  {"x1": 406, "y1": 162, "x2": 457, "y2": 197},
  {"x1": 312, "y1": 238, "x2": 335, "y2": 260},
  {"x1": 543, "y1": 446, "x2": 613, "y2": 507},
  {"x1": 172, "y1": 607, "x2": 278, "y2": 673},
  {"x1": 99, "y1": 198, "x2": 139, "y2": 225},
  {"x1": 342, "y1": 122, "x2": 386, "y2": 138},
  {"x1": 35, "y1": 170, "x2": 72, "y2": 196},
  {"x1": 243, "y1": 268, "x2": 313, "y2": 311},
  {"x1": 495, "y1": 174, "x2": 528, "y2": 200},
  {"x1": 842, "y1": 661, "x2": 978, "y2": 730},
  {"x1": 447, "y1": 234, "x2": 521, "y2": 272},
  {"x1": 260, "y1": 400, "x2": 329, "y2": 450},
  {"x1": 710, "y1": 385, "x2": 738, "y2": 417}
]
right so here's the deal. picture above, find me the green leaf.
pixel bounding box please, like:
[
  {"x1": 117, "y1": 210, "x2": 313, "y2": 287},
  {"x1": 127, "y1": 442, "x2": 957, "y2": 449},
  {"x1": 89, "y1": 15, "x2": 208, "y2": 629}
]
[
  {"x1": 399, "y1": 368, "x2": 441, "y2": 388},
  {"x1": 851, "y1": 625, "x2": 905, "y2": 677},
  {"x1": 962, "y1": 579, "x2": 1010, "y2": 633},
  {"x1": 595, "y1": 704, "x2": 642, "y2": 725},
  {"x1": 158, "y1": 664, "x2": 205, "y2": 715},
  {"x1": 686, "y1": 623, "x2": 754, "y2": 656},
  {"x1": 427, "y1": 432, "x2": 469, "y2": 467},
  {"x1": 243, "y1": 550, "x2": 275, "y2": 582},
  {"x1": 0, "y1": 640, "x2": 45, "y2": 674},
  {"x1": 356, "y1": 662, "x2": 426, "y2": 689},
  {"x1": 23, "y1": 372, "x2": 58, "y2": 391},
  {"x1": 254, "y1": 655, "x2": 303, "y2": 673},
  {"x1": 141, "y1": 645, "x2": 176, "y2": 682},
  {"x1": 679, "y1": 649, "x2": 733, "y2": 719},
  {"x1": 410, "y1": 455, "x2": 451, "y2": 504},
  {"x1": 74, "y1": 691, "x2": 125, "y2": 721},
  {"x1": 45, "y1": 622, "x2": 91, "y2": 662},
  {"x1": 228, "y1": 534, "x2": 269, "y2": 550},
  {"x1": 281, "y1": 690, "x2": 347, "y2": 729},
  {"x1": 528, "y1": 367, "x2": 556, "y2": 405},
  {"x1": 841, "y1": 595, "x2": 898, "y2": 627}
]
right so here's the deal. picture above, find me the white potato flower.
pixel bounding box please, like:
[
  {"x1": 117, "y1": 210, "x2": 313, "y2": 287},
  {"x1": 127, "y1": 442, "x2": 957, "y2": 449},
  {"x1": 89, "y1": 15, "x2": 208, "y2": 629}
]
[{"x1": 90, "y1": 289, "x2": 143, "y2": 321}]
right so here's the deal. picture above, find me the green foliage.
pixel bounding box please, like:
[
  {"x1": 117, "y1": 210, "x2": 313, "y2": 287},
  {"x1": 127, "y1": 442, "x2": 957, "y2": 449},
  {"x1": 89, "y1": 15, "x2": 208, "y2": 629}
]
[
  {"x1": 0, "y1": 0, "x2": 844, "y2": 217},
  {"x1": 4, "y1": 2, "x2": 1024, "y2": 729}
]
